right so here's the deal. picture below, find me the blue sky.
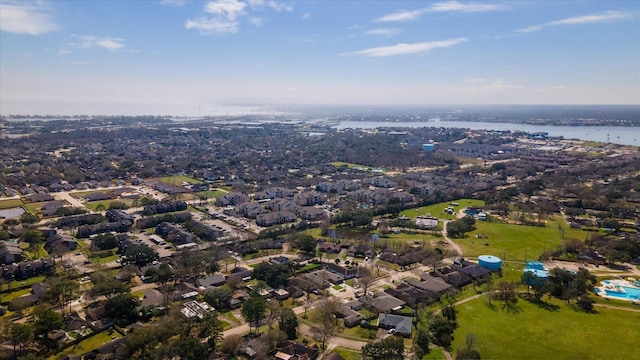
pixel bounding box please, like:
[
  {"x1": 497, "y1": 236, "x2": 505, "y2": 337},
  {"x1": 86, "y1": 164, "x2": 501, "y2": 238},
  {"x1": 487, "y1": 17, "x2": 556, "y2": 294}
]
[{"x1": 1, "y1": 0, "x2": 639, "y2": 115}]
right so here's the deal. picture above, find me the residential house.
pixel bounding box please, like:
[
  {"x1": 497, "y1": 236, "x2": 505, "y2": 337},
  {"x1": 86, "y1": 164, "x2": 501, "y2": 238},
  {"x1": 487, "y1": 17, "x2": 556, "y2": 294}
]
[
  {"x1": 85, "y1": 192, "x2": 112, "y2": 202},
  {"x1": 360, "y1": 293, "x2": 405, "y2": 313},
  {"x1": 318, "y1": 242, "x2": 341, "y2": 254},
  {"x1": 256, "y1": 211, "x2": 296, "y2": 227},
  {"x1": 325, "y1": 262, "x2": 358, "y2": 280},
  {"x1": 196, "y1": 274, "x2": 226, "y2": 291},
  {"x1": 297, "y1": 207, "x2": 326, "y2": 221},
  {"x1": 236, "y1": 202, "x2": 264, "y2": 219},
  {"x1": 0, "y1": 241, "x2": 23, "y2": 265},
  {"x1": 275, "y1": 341, "x2": 319, "y2": 360},
  {"x1": 25, "y1": 193, "x2": 55, "y2": 203},
  {"x1": 266, "y1": 198, "x2": 298, "y2": 212},
  {"x1": 294, "y1": 192, "x2": 326, "y2": 206},
  {"x1": 216, "y1": 192, "x2": 249, "y2": 206},
  {"x1": 41, "y1": 201, "x2": 65, "y2": 216},
  {"x1": 378, "y1": 314, "x2": 412, "y2": 337}
]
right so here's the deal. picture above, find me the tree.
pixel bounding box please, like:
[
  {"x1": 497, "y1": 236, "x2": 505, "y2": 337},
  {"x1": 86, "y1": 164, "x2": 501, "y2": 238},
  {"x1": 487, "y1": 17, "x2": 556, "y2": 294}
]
[
  {"x1": 310, "y1": 298, "x2": 342, "y2": 351},
  {"x1": 266, "y1": 301, "x2": 281, "y2": 329},
  {"x1": 198, "y1": 312, "x2": 223, "y2": 350},
  {"x1": 32, "y1": 306, "x2": 63, "y2": 342},
  {"x1": 44, "y1": 278, "x2": 79, "y2": 317},
  {"x1": 90, "y1": 278, "x2": 130, "y2": 298},
  {"x1": 21, "y1": 230, "x2": 44, "y2": 257},
  {"x1": 278, "y1": 307, "x2": 299, "y2": 340},
  {"x1": 456, "y1": 348, "x2": 482, "y2": 360},
  {"x1": 413, "y1": 327, "x2": 431, "y2": 358},
  {"x1": 19, "y1": 213, "x2": 39, "y2": 226},
  {"x1": 3, "y1": 323, "x2": 32, "y2": 358},
  {"x1": 262, "y1": 328, "x2": 287, "y2": 351},
  {"x1": 252, "y1": 262, "x2": 292, "y2": 288},
  {"x1": 362, "y1": 336, "x2": 404, "y2": 359},
  {"x1": 123, "y1": 244, "x2": 158, "y2": 267},
  {"x1": 576, "y1": 294, "x2": 595, "y2": 312},
  {"x1": 297, "y1": 235, "x2": 317, "y2": 259},
  {"x1": 241, "y1": 297, "x2": 268, "y2": 334},
  {"x1": 442, "y1": 303, "x2": 458, "y2": 323},
  {"x1": 204, "y1": 285, "x2": 232, "y2": 311},
  {"x1": 430, "y1": 315, "x2": 456, "y2": 347},
  {"x1": 219, "y1": 334, "x2": 242, "y2": 356},
  {"x1": 105, "y1": 293, "x2": 140, "y2": 325},
  {"x1": 358, "y1": 265, "x2": 375, "y2": 295},
  {"x1": 496, "y1": 281, "x2": 518, "y2": 306},
  {"x1": 92, "y1": 233, "x2": 118, "y2": 250},
  {"x1": 163, "y1": 336, "x2": 210, "y2": 360}
]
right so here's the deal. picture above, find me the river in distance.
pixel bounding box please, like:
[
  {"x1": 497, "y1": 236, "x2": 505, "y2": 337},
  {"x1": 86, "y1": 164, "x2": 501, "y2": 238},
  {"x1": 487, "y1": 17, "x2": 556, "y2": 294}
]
[{"x1": 334, "y1": 120, "x2": 639, "y2": 146}]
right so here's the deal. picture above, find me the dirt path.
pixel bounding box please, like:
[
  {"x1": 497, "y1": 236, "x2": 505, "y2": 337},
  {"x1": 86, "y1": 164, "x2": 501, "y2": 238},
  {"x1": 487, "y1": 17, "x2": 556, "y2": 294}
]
[{"x1": 441, "y1": 220, "x2": 463, "y2": 256}]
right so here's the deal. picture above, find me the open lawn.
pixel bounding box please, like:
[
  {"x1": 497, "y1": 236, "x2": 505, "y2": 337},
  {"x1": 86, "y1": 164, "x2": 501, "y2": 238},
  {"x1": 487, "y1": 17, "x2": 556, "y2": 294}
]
[
  {"x1": 457, "y1": 216, "x2": 584, "y2": 262},
  {"x1": 402, "y1": 199, "x2": 485, "y2": 220},
  {"x1": 158, "y1": 175, "x2": 203, "y2": 185},
  {"x1": 84, "y1": 198, "x2": 136, "y2": 211},
  {"x1": 330, "y1": 161, "x2": 369, "y2": 169},
  {"x1": 53, "y1": 330, "x2": 122, "y2": 358},
  {"x1": 6, "y1": 276, "x2": 46, "y2": 290},
  {"x1": 451, "y1": 296, "x2": 640, "y2": 360},
  {"x1": 196, "y1": 190, "x2": 226, "y2": 199},
  {"x1": 69, "y1": 190, "x2": 104, "y2": 198},
  {"x1": 1, "y1": 288, "x2": 31, "y2": 302},
  {"x1": 23, "y1": 201, "x2": 50, "y2": 215},
  {"x1": 332, "y1": 346, "x2": 362, "y2": 360},
  {"x1": 423, "y1": 347, "x2": 447, "y2": 360},
  {"x1": 0, "y1": 198, "x2": 23, "y2": 209}
]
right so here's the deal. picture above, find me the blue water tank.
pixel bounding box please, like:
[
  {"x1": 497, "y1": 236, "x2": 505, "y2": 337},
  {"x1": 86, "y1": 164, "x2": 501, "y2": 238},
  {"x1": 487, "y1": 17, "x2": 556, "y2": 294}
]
[
  {"x1": 526, "y1": 261, "x2": 544, "y2": 270},
  {"x1": 478, "y1": 255, "x2": 502, "y2": 271},
  {"x1": 523, "y1": 269, "x2": 549, "y2": 285},
  {"x1": 422, "y1": 143, "x2": 435, "y2": 152}
]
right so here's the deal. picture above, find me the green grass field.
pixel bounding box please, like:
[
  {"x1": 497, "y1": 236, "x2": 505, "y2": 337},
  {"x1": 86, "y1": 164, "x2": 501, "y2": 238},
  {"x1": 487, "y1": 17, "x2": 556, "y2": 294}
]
[
  {"x1": 158, "y1": 175, "x2": 203, "y2": 185},
  {"x1": 330, "y1": 161, "x2": 369, "y2": 169},
  {"x1": 0, "y1": 199, "x2": 23, "y2": 209},
  {"x1": 332, "y1": 347, "x2": 362, "y2": 360},
  {"x1": 0, "y1": 288, "x2": 31, "y2": 303},
  {"x1": 458, "y1": 216, "x2": 585, "y2": 262},
  {"x1": 53, "y1": 330, "x2": 122, "y2": 359},
  {"x1": 69, "y1": 190, "x2": 103, "y2": 198},
  {"x1": 84, "y1": 198, "x2": 135, "y2": 211},
  {"x1": 196, "y1": 190, "x2": 226, "y2": 198},
  {"x1": 401, "y1": 199, "x2": 486, "y2": 220},
  {"x1": 451, "y1": 296, "x2": 640, "y2": 360}
]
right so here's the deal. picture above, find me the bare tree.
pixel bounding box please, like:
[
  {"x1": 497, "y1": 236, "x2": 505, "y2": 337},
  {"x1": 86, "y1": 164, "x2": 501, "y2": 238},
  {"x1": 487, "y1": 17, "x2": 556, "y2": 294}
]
[{"x1": 310, "y1": 298, "x2": 342, "y2": 351}]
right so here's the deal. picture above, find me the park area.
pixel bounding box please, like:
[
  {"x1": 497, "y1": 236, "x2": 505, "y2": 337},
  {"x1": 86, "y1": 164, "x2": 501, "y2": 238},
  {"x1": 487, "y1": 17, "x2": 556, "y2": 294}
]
[
  {"x1": 451, "y1": 296, "x2": 640, "y2": 359},
  {"x1": 457, "y1": 216, "x2": 585, "y2": 261}
]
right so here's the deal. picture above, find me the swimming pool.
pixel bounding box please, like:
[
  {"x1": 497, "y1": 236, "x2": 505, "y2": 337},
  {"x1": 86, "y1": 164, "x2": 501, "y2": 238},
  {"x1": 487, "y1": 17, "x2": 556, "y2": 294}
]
[{"x1": 597, "y1": 280, "x2": 640, "y2": 301}]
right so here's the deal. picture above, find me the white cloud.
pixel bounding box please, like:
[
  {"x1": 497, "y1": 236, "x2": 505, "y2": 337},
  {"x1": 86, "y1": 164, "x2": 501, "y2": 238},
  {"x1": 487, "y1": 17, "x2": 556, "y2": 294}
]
[
  {"x1": 0, "y1": 3, "x2": 58, "y2": 35},
  {"x1": 248, "y1": 0, "x2": 292, "y2": 12},
  {"x1": 74, "y1": 36, "x2": 126, "y2": 52},
  {"x1": 249, "y1": 17, "x2": 264, "y2": 27},
  {"x1": 187, "y1": 0, "x2": 292, "y2": 34},
  {"x1": 429, "y1": 1, "x2": 505, "y2": 13},
  {"x1": 342, "y1": 38, "x2": 468, "y2": 57},
  {"x1": 375, "y1": 1, "x2": 505, "y2": 22},
  {"x1": 57, "y1": 49, "x2": 72, "y2": 57},
  {"x1": 185, "y1": 17, "x2": 239, "y2": 34},
  {"x1": 364, "y1": 28, "x2": 400, "y2": 37},
  {"x1": 459, "y1": 78, "x2": 523, "y2": 93},
  {"x1": 204, "y1": 0, "x2": 247, "y2": 20},
  {"x1": 302, "y1": 12, "x2": 311, "y2": 20},
  {"x1": 160, "y1": 0, "x2": 187, "y2": 6},
  {"x1": 516, "y1": 11, "x2": 631, "y2": 33},
  {"x1": 375, "y1": 9, "x2": 424, "y2": 23}
]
